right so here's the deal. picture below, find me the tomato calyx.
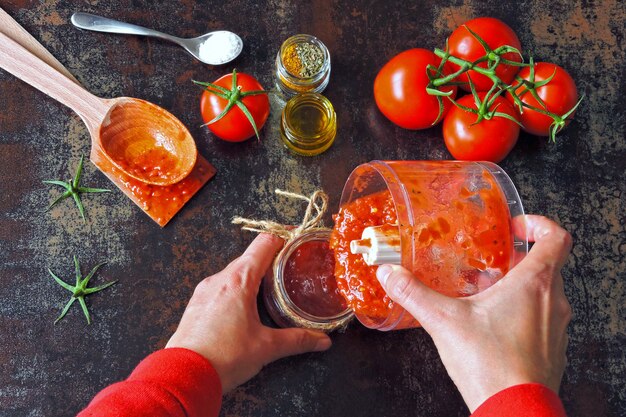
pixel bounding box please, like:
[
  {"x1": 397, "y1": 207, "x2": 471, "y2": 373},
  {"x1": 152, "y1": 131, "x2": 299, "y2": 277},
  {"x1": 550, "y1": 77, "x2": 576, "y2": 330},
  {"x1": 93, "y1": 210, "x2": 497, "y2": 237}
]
[
  {"x1": 193, "y1": 69, "x2": 268, "y2": 140},
  {"x1": 463, "y1": 25, "x2": 526, "y2": 70},
  {"x1": 508, "y1": 58, "x2": 557, "y2": 112},
  {"x1": 545, "y1": 98, "x2": 584, "y2": 142},
  {"x1": 450, "y1": 78, "x2": 522, "y2": 127},
  {"x1": 506, "y1": 58, "x2": 585, "y2": 142}
]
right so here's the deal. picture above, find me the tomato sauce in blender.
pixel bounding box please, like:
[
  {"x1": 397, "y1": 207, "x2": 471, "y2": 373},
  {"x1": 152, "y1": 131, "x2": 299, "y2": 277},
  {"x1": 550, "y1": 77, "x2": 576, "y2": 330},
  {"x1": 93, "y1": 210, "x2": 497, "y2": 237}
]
[{"x1": 330, "y1": 166, "x2": 514, "y2": 324}]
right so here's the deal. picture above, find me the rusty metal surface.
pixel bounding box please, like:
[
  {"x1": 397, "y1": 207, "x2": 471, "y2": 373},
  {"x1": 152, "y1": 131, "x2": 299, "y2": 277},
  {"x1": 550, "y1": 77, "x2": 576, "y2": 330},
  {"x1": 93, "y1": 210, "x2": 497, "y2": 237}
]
[{"x1": 0, "y1": 1, "x2": 624, "y2": 416}]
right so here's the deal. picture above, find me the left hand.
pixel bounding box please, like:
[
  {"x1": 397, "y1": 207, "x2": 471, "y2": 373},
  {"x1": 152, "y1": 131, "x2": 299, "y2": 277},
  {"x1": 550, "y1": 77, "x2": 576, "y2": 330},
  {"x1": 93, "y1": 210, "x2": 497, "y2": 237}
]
[{"x1": 166, "y1": 233, "x2": 332, "y2": 392}]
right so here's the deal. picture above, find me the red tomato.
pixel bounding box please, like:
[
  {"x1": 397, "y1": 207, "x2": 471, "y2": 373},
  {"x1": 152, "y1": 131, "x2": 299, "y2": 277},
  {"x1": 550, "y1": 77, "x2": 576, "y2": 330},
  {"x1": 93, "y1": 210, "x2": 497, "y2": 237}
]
[
  {"x1": 447, "y1": 17, "x2": 522, "y2": 91},
  {"x1": 200, "y1": 72, "x2": 269, "y2": 142},
  {"x1": 507, "y1": 62, "x2": 578, "y2": 136},
  {"x1": 373, "y1": 48, "x2": 457, "y2": 130},
  {"x1": 443, "y1": 93, "x2": 520, "y2": 162}
]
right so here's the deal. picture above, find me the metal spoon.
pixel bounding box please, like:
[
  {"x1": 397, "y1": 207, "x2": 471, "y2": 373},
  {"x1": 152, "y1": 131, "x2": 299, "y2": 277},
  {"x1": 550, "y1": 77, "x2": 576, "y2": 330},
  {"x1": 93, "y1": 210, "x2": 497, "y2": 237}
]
[{"x1": 71, "y1": 12, "x2": 243, "y2": 65}]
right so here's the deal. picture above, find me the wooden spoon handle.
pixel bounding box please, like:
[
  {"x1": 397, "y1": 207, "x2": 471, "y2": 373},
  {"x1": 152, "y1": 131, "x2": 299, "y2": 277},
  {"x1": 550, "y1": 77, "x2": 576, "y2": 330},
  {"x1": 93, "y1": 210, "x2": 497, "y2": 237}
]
[
  {"x1": 0, "y1": 7, "x2": 80, "y2": 84},
  {"x1": 0, "y1": 32, "x2": 108, "y2": 128}
]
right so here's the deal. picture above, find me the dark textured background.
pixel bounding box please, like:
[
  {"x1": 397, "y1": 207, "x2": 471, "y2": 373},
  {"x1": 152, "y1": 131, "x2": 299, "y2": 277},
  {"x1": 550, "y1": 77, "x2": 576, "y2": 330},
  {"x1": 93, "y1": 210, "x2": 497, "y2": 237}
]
[{"x1": 0, "y1": 1, "x2": 624, "y2": 416}]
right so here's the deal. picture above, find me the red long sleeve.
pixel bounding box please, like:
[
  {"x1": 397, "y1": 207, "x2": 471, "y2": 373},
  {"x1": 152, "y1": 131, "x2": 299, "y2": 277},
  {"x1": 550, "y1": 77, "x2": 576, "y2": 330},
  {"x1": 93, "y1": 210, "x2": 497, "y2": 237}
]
[
  {"x1": 78, "y1": 349, "x2": 565, "y2": 417},
  {"x1": 78, "y1": 348, "x2": 222, "y2": 417},
  {"x1": 471, "y1": 383, "x2": 567, "y2": 417}
]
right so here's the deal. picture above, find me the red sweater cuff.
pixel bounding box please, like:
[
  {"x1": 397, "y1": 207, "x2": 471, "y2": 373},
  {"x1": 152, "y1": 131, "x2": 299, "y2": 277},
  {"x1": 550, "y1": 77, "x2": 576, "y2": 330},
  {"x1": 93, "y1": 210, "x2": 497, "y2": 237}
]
[
  {"x1": 471, "y1": 383, "x2": 567, "y2": 417},
  {"x1": 80, "y1": 348, "x2": 222, "y2": 417}
]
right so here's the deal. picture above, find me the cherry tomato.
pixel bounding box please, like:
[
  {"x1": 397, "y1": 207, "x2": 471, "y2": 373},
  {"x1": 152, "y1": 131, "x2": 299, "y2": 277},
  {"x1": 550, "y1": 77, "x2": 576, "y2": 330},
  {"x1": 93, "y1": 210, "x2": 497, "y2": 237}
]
[
  {"x1": 507, "y1": 62, "x2": 578, "y2": 136},
  {"x1": 200, "y1": 72, "x2": 269, "y2": 142},
  {"x1": 447, "y1": 17, "x2": 522, "y2": 92},
  {"x1": 443, "y1": 93, "x2": 520, "y2": 162},
  {"x1": 374, "y1": 48, "x2": 457, "y2": 130}
]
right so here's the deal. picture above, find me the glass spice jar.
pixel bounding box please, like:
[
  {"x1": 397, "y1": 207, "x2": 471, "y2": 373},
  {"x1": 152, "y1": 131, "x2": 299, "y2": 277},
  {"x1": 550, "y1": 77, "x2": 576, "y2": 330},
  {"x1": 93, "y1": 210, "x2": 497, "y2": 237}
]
[
  {"x1": 280, "y1": 93, "x2": 337, "y2": 156},
  {"x1": 263, "y1": 229, "x2": 354, "y2": 332},
  {"x1": 275, "y1": 34, "x2": 331, "y2": 97}
]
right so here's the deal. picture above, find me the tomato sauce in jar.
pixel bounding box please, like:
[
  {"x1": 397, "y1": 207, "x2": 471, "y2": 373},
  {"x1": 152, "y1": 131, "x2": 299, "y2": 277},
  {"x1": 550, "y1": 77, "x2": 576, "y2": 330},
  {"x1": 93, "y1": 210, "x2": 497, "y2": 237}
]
[
  {"x1": 263, "y1": 230, "x2": 354, "y2": 332},
  {"x1": 283, "y1": 240, "x2": 347, "y2": 317}
]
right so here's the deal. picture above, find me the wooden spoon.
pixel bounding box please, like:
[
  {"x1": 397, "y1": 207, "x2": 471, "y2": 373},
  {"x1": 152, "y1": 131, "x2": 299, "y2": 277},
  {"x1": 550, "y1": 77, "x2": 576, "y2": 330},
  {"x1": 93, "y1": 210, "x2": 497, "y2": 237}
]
[
  {"x1": 0, "y1": 32, "x2": 197, "y2": 186},
  {"x1": 0, "y1": 7, "x2": 79, "y2": 83}
]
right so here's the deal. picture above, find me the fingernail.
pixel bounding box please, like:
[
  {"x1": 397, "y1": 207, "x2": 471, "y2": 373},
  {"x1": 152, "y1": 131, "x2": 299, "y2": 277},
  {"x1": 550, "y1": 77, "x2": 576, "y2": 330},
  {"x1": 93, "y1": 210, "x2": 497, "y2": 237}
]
[
  {"x1": 376, "y1": 264, "x2": 393, "y2": 286},
  {"x1": 314, "y1": 337, "x2": 332, "y2": 351}
]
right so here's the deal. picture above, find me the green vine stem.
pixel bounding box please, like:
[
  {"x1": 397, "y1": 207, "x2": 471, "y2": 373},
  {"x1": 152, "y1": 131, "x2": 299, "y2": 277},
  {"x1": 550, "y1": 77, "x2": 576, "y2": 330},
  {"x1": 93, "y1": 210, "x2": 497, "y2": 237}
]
[{"x1": 427, "y1": 26, "x2": 583, "y2": 142}]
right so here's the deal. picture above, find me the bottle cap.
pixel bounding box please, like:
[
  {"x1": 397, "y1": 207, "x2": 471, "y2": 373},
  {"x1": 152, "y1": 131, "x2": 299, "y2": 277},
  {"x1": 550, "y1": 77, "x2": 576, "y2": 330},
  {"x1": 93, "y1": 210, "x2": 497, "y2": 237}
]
[{"x1": 349, "y1": 225, "x2": 402, "y2": 265}]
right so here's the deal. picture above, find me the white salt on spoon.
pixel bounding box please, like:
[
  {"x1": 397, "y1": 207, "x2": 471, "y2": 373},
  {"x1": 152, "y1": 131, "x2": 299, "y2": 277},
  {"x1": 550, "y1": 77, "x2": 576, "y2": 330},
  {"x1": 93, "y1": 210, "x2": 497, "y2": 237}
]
[{"x1": 198, "y1": 31, "x2": 243, "y2": 65}]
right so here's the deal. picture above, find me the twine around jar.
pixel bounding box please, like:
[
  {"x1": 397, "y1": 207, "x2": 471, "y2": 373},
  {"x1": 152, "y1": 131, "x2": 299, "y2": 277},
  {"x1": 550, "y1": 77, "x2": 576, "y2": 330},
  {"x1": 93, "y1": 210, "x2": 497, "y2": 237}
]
[
  {"x1": 232, "y1": 189, "x2": 353, "y2": 332},
  {"x1": 232, "y1": 189, "x2": 331, "y2": 240}
]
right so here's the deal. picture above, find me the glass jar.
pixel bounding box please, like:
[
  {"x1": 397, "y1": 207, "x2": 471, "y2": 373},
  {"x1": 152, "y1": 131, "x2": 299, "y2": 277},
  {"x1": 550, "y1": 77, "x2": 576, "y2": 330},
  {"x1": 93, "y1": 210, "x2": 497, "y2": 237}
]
[
  {"x1": 333, "y1": 160, "x2": 528, "y2": 331},
  {"x1": 275, "y1": 34, "x2": 331, "y2": 97},
  {"x1": 280, "y1": 93, "x2": 337, "y2": 156},
  {"x1": 263, "y1": 229, "x2": 354, "y2": 332}
]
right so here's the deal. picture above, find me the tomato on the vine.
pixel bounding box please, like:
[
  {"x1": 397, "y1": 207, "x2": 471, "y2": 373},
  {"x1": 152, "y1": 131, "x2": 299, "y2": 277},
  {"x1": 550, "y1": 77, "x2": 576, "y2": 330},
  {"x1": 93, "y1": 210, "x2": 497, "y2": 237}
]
[
  {"x1": 447, "y1": 17, "x2": 522, "y2": 92},
  {"x1": 198, "y1": 70, "x2": 269, "y2": 142},
  {"x1": 443, "y1": 93, "x2": 520, "y2": 163},
  {"x1": 373, "y1": 48, "x2": 457, "y2": 130},
  {"x1": 507, "y1": 62, "x2": 578, "y2": 137}
]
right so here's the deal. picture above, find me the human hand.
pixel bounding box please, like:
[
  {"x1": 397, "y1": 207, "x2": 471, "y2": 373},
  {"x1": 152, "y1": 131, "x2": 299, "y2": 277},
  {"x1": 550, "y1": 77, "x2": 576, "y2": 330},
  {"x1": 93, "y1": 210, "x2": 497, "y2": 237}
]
[
  {"x1": 166, "y1": 233, "x2": 332, "y2": 392},
  {"x1": 376, "y1": 215, "x2": 573, "y2": 412}
]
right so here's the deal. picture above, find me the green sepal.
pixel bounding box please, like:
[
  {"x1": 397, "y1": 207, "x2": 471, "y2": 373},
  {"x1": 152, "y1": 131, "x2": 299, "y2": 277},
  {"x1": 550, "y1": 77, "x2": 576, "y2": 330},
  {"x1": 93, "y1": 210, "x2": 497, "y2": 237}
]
[
  {"x1": 426, "y1": 87, "x2": 454, "y2": 97},
  {"x1": 72, "y1": 192, "x2": 86, "y2": 222},
  {"x1": 82, "y1": 262, "x2": 107, "y2": 286},
  {"x1": 74, "y1": 255, "x2": 81, "y2": 286},
  {"x1": 48, "y1": 268, "x2": 74, "y2": 293},
  {"x1": 78, "y1": 297, "x2": 91, "y2": 325},
  {"x1": 464, "y1": 25, "x2": 491, "y2": 54},
  {"x1": 55, "y1": 297, "x2": 77, "y2": 324},
  {"x1": 45, "y1": 190, "x2": 71, "y2": 212},
  {"x1": 548, "y1": 94, "x2": 585, "y2": 142},
  {"x1": 192, "y1": 79, "x2": 230, "y2": 95},
  {"x1": 42, "y1": 180, "x2": 69, "y2": 187},
  {"x1": 432, "y1": 96, "x2": 445, "y2": 126},
  {"x1": 72, "y1": 156, "x2": 84, "y2": 189},
  {"x1": 203, "y1": 100, "x2": 237, "y2": 126},
  {"x1": 85, "y1": 280, "x2": 118, "y2": 295},
  {"x1": 492, "y1": 111, "x2": 523, "y2": 127},
  {"x1": 235, "y1": 101, "x2": 261, "y2": 140},
  {"x1": 78, "y1": 188, "x2": 110, "y2": 194}
]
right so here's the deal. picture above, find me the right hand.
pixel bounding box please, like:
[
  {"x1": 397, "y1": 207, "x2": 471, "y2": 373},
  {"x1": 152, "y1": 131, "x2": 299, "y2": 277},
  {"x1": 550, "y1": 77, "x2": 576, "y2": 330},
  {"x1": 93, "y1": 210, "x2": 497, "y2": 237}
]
[{"x1": 376, "y1": 215, "x2": 573, "y2": 412}]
